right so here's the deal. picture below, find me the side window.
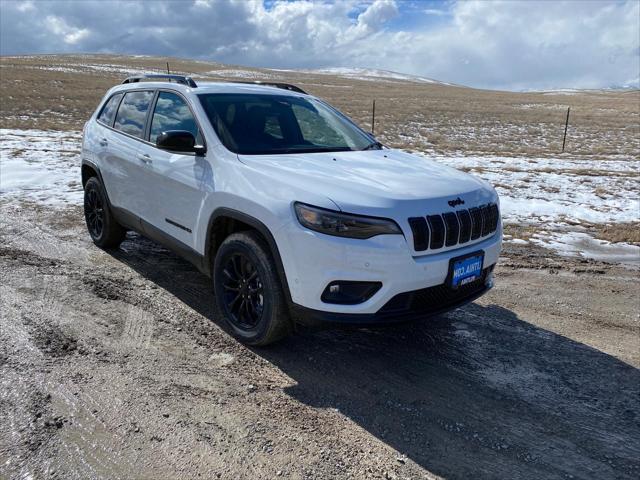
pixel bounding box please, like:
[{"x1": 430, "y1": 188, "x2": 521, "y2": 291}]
[
  {"x1": 114, "y1": 91, "x2": 154, "y2": 138},
  {"x1": 149, "y1": 92, "x2": 200, "y2": 144},
  {"x1": 97, "y1": 93, "x2": 122, "y2": 126}
]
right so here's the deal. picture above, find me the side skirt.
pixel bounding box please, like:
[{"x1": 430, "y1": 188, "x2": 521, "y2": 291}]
[{"x1": 111, "y1": 206, "x2": 208, "y2": 276}]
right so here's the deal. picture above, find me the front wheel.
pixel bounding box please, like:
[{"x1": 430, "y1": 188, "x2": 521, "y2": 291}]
[
  {"x1": 213, "y1": 231, "x2": 291, "y2": 346},
  {"x1": 83, "y1": 177, "x2": 126, "y2": 249}
]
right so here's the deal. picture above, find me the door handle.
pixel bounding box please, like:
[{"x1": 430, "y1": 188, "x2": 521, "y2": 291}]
[
  {"x1": 99, "y1": 138, "x2": 108, "y2": 146},
  {"x1": 137, "y1": 154, "x2": 152, "y2": 165}
]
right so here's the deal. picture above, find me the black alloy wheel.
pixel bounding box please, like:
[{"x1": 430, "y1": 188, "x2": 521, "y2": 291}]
[
  {"x1": 221, "y1": 252, "x2": 264, "y2": 329},
  {"x1": 213, "y1": 231, "x2": 291, "y2": 346},
  {"x1": 83, "y1": 176, "x2": 126, "y2": 248},
  {"x1": 85, "y1": 188, "x2": 104, "y2": 239}
]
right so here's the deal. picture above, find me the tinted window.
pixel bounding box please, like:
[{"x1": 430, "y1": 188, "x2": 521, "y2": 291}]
[
  {"x1": 198, "y1": 94, "x2": 373, "y2": 155},
  {"x1": 114, "y1": 91, "x2": 154, "y2": 138},
  {"x1": 149, "y1": 92, "x2": 199, "y2": 144},
  {"x1": 97, "y1": 93, "x2": 122, "y2": 126}
]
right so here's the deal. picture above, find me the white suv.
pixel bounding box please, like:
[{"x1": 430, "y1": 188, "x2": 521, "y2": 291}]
[{"x1": 81, "y1": 74, "x2": 502, "y2": 345}]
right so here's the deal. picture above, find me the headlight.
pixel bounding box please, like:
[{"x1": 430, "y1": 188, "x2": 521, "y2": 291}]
[{"x1": 294, "y1": 202, "x2": 402, "y2": 239}]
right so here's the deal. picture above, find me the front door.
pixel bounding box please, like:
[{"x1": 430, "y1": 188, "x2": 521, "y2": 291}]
[{"x1": 136, "y1": 90, "x2": 211, "y2": 250}]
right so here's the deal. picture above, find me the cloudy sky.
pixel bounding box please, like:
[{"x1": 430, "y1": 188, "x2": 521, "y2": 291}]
[{"x1": 1, "y1": 0, "x2": 638, "y2": 91}]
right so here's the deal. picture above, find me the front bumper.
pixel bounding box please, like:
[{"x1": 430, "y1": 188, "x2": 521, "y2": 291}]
[
  {"x1": 274, "y1": 219, "x2": 502, "y2": 316},
  {"x1": 291, "y1": 267, "x2": 494, "y2": 326}
]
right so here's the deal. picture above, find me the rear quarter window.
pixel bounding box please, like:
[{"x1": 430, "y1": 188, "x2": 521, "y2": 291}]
[
  {"x1": 97, "y1": 93, "x2": 123, "y2": 126},
  {"x1": 114, "y1": 91, "x2": 154, "y2": 138}
]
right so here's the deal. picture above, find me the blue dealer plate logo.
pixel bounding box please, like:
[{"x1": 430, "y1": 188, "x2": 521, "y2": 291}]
[{"x1": 451, "y1": 255, "x2": 483, "y2": 287}]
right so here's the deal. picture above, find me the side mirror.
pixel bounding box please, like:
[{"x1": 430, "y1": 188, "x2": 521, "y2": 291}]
[{"x1": 156, "y1": 130, "x2": 206, "y2": 155}]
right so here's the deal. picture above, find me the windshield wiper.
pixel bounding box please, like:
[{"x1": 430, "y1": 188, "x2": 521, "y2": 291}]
[{"x1": 361, "y1": 141, "x2": 383, "y2": 151}]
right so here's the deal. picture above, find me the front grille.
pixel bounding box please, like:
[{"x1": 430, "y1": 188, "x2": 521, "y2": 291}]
[
  {"x1": 379, "y1": 268, "x2": 488, "y2": 314},
  {"x1": 410, "y1": 203, "x2": 499, "y2": 251}
]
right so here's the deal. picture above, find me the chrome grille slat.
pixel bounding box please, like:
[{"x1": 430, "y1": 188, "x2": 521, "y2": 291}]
[{"x1": 410, "y1": 203, "x2": 499, "y2": 252}]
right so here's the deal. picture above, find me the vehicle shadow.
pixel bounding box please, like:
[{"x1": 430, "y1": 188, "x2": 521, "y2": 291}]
[{"x1": 111, "y1": 235, "x2": 640, "y2": 480}]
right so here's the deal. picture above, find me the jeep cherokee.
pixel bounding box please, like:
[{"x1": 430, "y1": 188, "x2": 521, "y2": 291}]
[{"x1": 81, "y1": 74, "x2": 502, "y2": 345}]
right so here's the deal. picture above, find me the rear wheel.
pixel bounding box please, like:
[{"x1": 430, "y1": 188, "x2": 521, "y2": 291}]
[
  {"x1": 213, "y1": 231, "x2": 291, "y2": 346},
  {"x1": 83, "y1": 177, "x2": 126, "y2": 248}
]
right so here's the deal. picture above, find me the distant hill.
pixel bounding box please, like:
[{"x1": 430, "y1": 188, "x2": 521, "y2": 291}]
[{"x1": 1, "y1": 54, "x2": 637, "y2": 158}]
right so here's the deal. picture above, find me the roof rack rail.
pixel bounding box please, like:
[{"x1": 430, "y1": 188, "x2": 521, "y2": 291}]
[
  {"x1": 122, "y1": 74, "x2": 197, "y2": 88},
  {"x1": 230, "y1": 81, "x2": 307, "y2": 94}
]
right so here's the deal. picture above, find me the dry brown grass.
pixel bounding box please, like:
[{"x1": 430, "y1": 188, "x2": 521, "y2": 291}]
[
  {"x1": 1, "y1": 54, "x2": 639, "y2": 158},
  {"x1": 593, "y1": 223, "x2": 640, "y2": 245}
]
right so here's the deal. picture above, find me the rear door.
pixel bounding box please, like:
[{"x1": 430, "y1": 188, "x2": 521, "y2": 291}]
[
  {"x1": 100, "y1": 89, "x2": 155, "y2": 222},
  {"x1": 136, "y1": 90, "x2": 209, "y2": 250}
]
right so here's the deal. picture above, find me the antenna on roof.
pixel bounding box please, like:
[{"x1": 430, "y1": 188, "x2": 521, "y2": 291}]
[
  {"x1": 371, "y1": 99, "x2": 376, "y2": 135},
  {"x1": 166, "y1": 62, "x2": 170, "y2": 75}
]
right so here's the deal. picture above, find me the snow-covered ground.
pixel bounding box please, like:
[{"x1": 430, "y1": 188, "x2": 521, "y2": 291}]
[
  {"x1": 273, "y1": 67, "x2": 449, "y2": 85},
  {"x1": 0, "y1": 129, "x2": 83, "y2": 205},
  {"x1": 1, "y1": 129, "x2": 638, "y2": 265},
  {"x1": 426, "y1": 153, "x2": 640, "y2": 265},
  {"x1": 426, "y1": 154, "x2": 640, "y2": 224}
]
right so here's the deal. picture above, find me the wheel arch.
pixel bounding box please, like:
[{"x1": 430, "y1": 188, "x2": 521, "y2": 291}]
[{"x1": 205, "y1": 208, "x2": 293, "y2": 304}]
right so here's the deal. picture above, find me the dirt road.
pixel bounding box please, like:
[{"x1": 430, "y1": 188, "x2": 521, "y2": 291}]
[{"x1": 0, "y1": 202, "x2": 638, "y2": 480}]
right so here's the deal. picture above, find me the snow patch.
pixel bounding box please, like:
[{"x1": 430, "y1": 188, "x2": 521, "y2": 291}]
[
  {"x1": 0, "y1": 129, "x2": 83, "y2": 205},
  {"x1": 275, "y1": 67, "x2": 448, "y2": 85},
  {"x1": 422, "y1": 153, "x2": 640, "y2": 225},
  {"x1": 530, "y1": 231, "x2": 640, "y2": 265},
  {"x1": 203, "y1": 69, "x2": 278, "y2": 80}
]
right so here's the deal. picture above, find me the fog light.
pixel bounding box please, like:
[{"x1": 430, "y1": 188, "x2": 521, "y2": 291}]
[{"x1": 321, "y1": 281, "x2": 382, "y2": 305}]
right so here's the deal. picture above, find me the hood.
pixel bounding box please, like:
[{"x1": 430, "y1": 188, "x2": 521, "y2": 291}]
[{"x1": 238, "y1": 148, "x2": 496, "y2": 216}]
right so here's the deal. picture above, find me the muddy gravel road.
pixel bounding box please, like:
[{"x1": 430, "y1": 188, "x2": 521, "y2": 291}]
[{"x1": 0, "y1": 202, "x2": 639, "y2": 480}]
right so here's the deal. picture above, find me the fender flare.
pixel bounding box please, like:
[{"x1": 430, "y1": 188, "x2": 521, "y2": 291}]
[
  {"x1": 204, "y1": 207, "x2": 293, "y2": 304},
  {"x1": 81, "y1": 160, "x2": 111, "y2": 206}
]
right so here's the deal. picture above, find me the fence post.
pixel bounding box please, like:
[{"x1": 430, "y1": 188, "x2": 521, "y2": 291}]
[
  {"x1": 562, "y1": 107, "x2": 570, "y2": 152},
  {"x1": 371, "y1": 100, "x2": 376, "y2": 135}
]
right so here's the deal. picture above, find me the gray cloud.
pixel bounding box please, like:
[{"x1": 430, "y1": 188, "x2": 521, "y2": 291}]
[{"x1": 1, "y1": 0, "x2": 638, "y2": 90}]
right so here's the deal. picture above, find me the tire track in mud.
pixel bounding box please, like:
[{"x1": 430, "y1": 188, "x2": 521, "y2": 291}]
[
  {"x1": 120, "y1": 304, "x2": 155, "y2": 351},
  {"x1": 0, "y1": 251, "x2": 159, "y2": 479}
]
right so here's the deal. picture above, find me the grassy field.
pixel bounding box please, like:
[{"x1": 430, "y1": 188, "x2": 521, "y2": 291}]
[{"x1": 1, "y1": 54, "x2": 639, "y2": 158}]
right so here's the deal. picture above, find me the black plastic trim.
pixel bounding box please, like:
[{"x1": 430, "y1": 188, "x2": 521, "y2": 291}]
[
  {"x1": 442, "y1": 212, "x2": 460, "y2": 247},
  {"x1": 140, "y1": 218, "x2": 205, "y2": 273},
  {"x1": 165, "y1": 218, "x2": 192, "y2": 233},
  {"x1": 408, "y1": 216, "x2": 429, "y2": 251},
  {"x1": 204, "y1": 208, "x2": 292, "y2": 302},
  {"x1": 228, "y1": 81, "x2": 306, "y2": 94},
  {"x1": 123, "y1": 74, "x2": 198, "y2": 88},
  {"x1": 110, "y1": 205, "x2": 141, "y2": 232},
  {"x1": 320, "y1": 281, "x2": 382, "y2": 305},
  {"x1": 457, "y1": 209, "x2": 472, "y2": 244},
  {"x1": 291, "y1": 282, "x2": 490, "y2": 327},
  {"x1": 427, "y1": 215, "x2": 445, "y2": 249}
]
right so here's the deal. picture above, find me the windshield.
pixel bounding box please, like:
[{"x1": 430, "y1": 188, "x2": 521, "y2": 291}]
[{"x1": 198, "y1": 93, "x2": 375, "y2": 155}]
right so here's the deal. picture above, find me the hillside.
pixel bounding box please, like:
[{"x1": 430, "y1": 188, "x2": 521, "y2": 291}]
[{"x1": 1, "y1": 54, "x2": 638, "y2": 158}]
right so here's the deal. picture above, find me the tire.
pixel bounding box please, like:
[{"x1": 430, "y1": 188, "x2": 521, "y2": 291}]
[
  {"x1": 213, "y1": 231, "x2": 292, "y2": 346},
  {"x1": 83, "y1": 176, "x2": 126, "y2": 249}
]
